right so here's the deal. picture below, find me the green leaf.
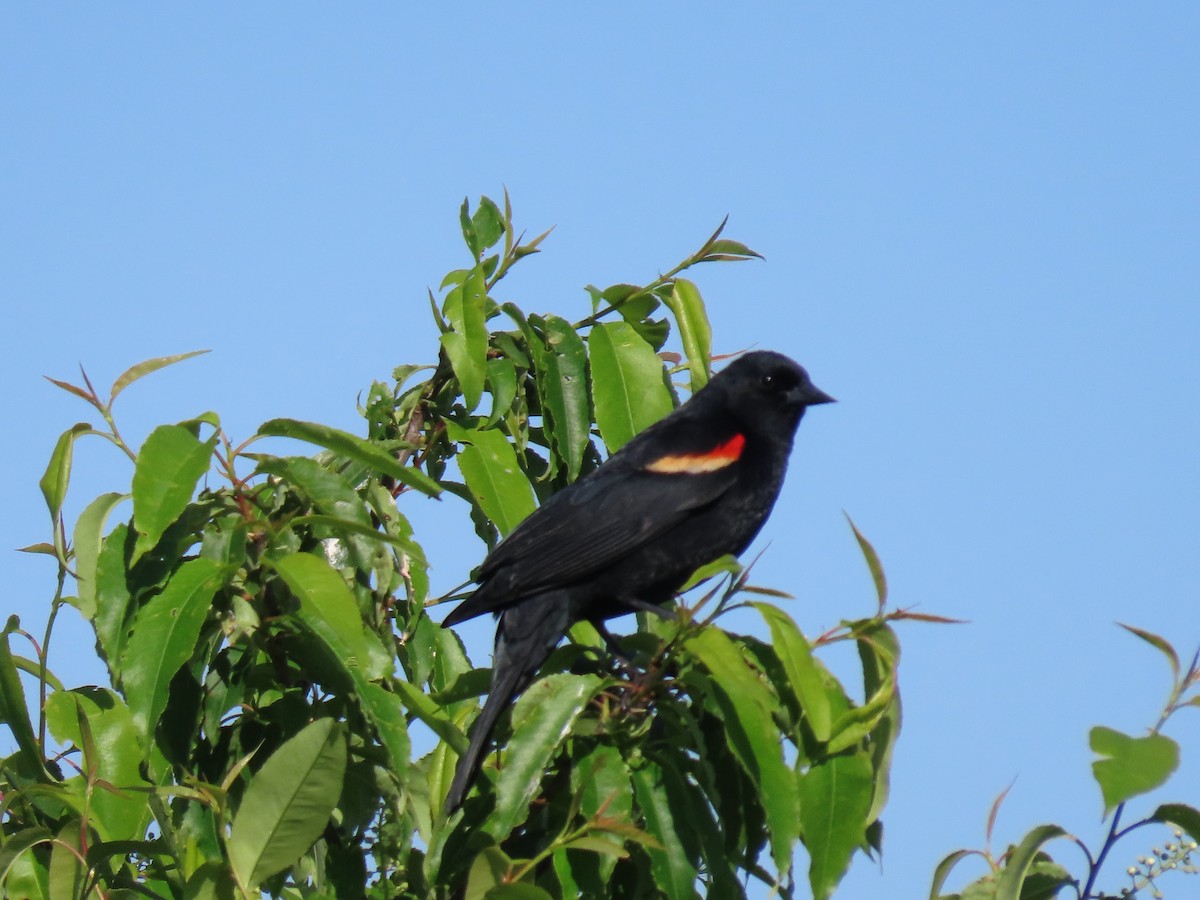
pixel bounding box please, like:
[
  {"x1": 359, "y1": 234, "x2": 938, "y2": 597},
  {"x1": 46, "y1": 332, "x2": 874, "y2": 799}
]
[
  {"x1": 484, "y1": 673, "x2": 602, "y2": 840},
  {"x1": 994, "y1": 825, "x2": 1068, "y2": 900},
  {"x1": 1089, "y1": 726, "x2": 1179, "y2": 814},
  {"x1": 664, "y1": 278, "x2": 712, "y2": 393},
  {"x1": 356, "y1": 682, "x2": 411, "y2": 778},
  {"x1": 123, "y1": 557, "x2": 226, "y2": 744},
  {"x1": 0, "y1": 622, "x2": 50, "y2": 780},
  {"x1": 485, "y1": 357, "x2": 518, "y2": 429},
  {"x1": 928, "y1": 848, "x2": 983, "y2": 900},
  {"x1": 38, "y1": 423, "x2": 91, "y2": 522},
  {"x1": 70, "y1": 492, "x2": 127, "y2": 620},
  {"x1": 685, "y1": 627, "x2": 799, "y2": 872},
  {"x1": 182, "y1": 861, "x2": 237, "y2": 900},
  {"x1": 630, "y1": 759, "x2": 697, "y2": 900},
  {"x1": 132, "y1": 425, "x2": 215, "y2": 553},
  {"x1": 390, "y1": 679, "x2": 466, "y2": 754},
  {"x1": 1150, "y1": 803, "x2": 1200, "y2": 844},
  {"x1": 703, "y1": 239, "x2": 763, "y2": 261},
  {"x1": 1118, "y1": 623, "x2": 1180, "y2": 680},
  {"x1": 440, "y1": 268, "x2": 489, "y2": 412},
  {"x1": 471, "y1": 196, "x2": 506, "y2": 254},
  {"x1": 109, "y1": 350, "x2": 210, "y2": 404},
  {"x1": 444, "y1": 422, "x2": 536, "y2": 536},
  {"x1": 228, "y1": 718, "x2": 347, "y2": 889},
  {"x1": 269, "y1": 552, "x2": 390, "y2": 681},
  {"x1": 797, "y1": 751, "x2": 874, "y2": 900},
  {"x1": 587, "y1": 321, "x2": 673, "y2": 453},
  {"x1": 2, "y1": 830, "x2": 52, "y2": 899},
  {"x1": 530, "y1": 314, "x2": 591, "y2": 481},
  {"x1": 47, "y1": 825, "x2": 90, "y2": 900},
  {"x1": 256, "y1": 417, "x2": 440, "y2": 496},
  {"x1": 44, "y1": 689, "x2": 147, "y2": 841},
  {"x1": 846, "y1": 514, "x2": 888, "y2": 608},
  {"x1": 753, "y1": 602, "x2": 832, "y2": 742},
  {"x1": 93, "y1": 523, "x2": 133, "y2": 680}
]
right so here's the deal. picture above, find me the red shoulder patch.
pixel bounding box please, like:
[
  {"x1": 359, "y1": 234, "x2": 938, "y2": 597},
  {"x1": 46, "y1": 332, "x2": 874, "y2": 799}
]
[{"x1": 644, "y1": 433, "x2": 746, "y2": 474}]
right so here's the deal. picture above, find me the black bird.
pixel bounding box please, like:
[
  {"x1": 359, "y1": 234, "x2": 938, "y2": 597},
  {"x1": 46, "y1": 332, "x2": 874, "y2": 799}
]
[{"x1": 441, "y1": 350, "x2": 834, "y2": 811}]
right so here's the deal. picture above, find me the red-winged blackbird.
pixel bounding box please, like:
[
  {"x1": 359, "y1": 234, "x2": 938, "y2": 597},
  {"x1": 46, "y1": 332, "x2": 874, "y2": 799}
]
[{"x1": 441, "y1": 350, "x2": 833, "y2": 811}]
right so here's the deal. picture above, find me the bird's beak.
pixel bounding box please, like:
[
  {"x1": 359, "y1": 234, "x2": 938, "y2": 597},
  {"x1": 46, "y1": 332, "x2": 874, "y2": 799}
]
[{"x1": 802, "y1": 384, "x2": 836, "y2": 406}]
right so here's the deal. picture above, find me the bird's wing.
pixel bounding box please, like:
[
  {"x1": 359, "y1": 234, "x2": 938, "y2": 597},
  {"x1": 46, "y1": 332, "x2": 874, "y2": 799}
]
[{"x1": 442, "y1": 424, "x2": 746, "y2": 625}]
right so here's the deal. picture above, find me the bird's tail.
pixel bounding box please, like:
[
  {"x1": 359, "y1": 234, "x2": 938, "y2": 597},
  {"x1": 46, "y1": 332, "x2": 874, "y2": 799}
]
[{"x1": 443, "y1": 591, "x2": 571, "y2": 813}]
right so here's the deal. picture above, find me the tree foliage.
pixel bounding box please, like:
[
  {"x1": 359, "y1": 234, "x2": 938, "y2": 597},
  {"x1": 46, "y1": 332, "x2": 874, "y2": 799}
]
[{"x1": 2, "y1": 194, "x2": 1194, "y2": 900}]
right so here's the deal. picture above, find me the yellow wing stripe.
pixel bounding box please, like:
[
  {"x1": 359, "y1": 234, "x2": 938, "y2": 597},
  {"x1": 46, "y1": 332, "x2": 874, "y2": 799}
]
[{"x1": 644, "y1": 434, "x2": 746, "y2": 474}]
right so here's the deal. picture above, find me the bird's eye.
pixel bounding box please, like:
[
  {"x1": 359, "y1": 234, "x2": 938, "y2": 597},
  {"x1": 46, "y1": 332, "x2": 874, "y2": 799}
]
[{"x1": 760, "y1": 373, "x2": 775, "y2": 389}]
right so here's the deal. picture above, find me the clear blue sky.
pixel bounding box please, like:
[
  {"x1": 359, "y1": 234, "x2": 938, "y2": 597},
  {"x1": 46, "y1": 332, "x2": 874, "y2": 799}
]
[{"x1": 4, "y1": 6, "x2": 1198, "y2": 898}]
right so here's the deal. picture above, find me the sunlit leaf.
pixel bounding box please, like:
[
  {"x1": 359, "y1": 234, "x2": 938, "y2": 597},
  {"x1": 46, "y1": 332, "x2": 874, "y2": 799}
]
[
  {"x1": 444, "y1": 422, "x2": 536, "y2": 536},
  {"x1": 0, "y1": 623, "x2": 50, "y2": 781},
  {"x1": 846, "y1": 514, "x2": 887, "y2": 609},
  {"x1": 529, "y1": 314, "x2": 591, "y2": 481},
  {"x1": 44, "y1": 689, "x2": 147, "y2": 841},
  {"x1": 994, "y1": 824, "x2": 1068, "y2": 900},
  {"x1": 1090, "y1": 726, "x2": 1179, "y2": 814},
  {"x1": 70, "y1": 492, "x2": 127, "y2": 620},
  {"x1": 109, "y1": 350, "x2": 210, "y2": 403},
  {"x1": 123, "y1": 558, "x2": 226, "y2": 744},
  {"x1": 753, "y1": 603, "x2": 832, "y2": 742},
  {"x1": 797, "y1": 751, "x2": 873, "y2": 900},
  {"x1": 1118, "y1": 623, "x2": 1180, "y2": 680},
  {"x1": 484, "y1": 673, "x2": 602, "y2": 840},
  {"x1": 228, "y1": 719, "x2": 347, "y2": 888},
  {"x1": 685, "y1": 627, "x2": 798, "y2": 872},
  {"x1": 664, "y1": 278, "x2": 712, "y2": 393},
  {"x1": 38, "y1": 423, "x2": 91, "y2": 523},
  {"x1": 132, "y1": 425, "x2": 215, "y2": 555},
  {"x1": 587, "y1": 321, "x2": 673, "y2": 453},
  {"x1": 269, "y1": 552, "x2": 391, "y2": 680},
  {"x1": 257, "y1": 418, "x2": 441, "y2": 497}
]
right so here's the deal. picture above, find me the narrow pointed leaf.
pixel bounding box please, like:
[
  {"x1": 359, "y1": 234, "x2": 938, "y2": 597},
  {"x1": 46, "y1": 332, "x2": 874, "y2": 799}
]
[
  {"x1": 257, "y1": 418, "x2": 440, "y2": 497},
  {"x1": 356, "y1": 682, "x2": 411, "y2": 778},
  {"x1": 846, "y1": 514, "x2": 887, "y2": 608},
  {"x1": 38, "y1": 423, "x2": 91, "y2": 521},
  {"x1": 587, "y1": 321, "x2": 673, "y2": 453},
  {"x1": 444, "y1": 422, "x2": 536, "y2": 536},
  {"x1": 994, "y1": 824, "x2": 1068, "y2": 900},
  {"x1": 0, "y1": 623, "x2": 49, "y2": 780},
  {"x1": 703, "y1": 239, "x2": 763, "y2": 260},
  {"x1": 123, "y1": 557, "x2": 226, "y2": 743},
  {"x1": 269, "y1": 552, "x2": 390, "y2": 680},
  {"x1": 686, "y1": 627, "x2": 798, "y2": 872},
  {"x1": 631, "y1": 760, "x2": 697, "y2": 900},
  {"x1": 228, "y1": 718, "x2": 347, "y2": 888},
  {"x1": 132, "y1": 425, "x2": 214, "y2": 551},
  {"x1": 109, "y1": 350, "x2": 209, "y2": 403},
  {"x1": 440, "y1": 268, "x2": 488, "y2": 411},
  {"x1": 70, "y1": 492, "x2": 127, "y2": 620},
  {"x1": 753, "y1": 602, "x2": 832, "y2": 742},
  {"x1": 529, "y1": 314, "x2": 590, "y2": 481},
  {"x1": 929, "y1": 848, "x2": 982, "y2": 899},
  {"x1": 1118, "y1": 623, "x2": 1180, "y2": 679},
  {"x1": 664, "y1": 278, "x2": 712, "y2": 393},
  {"x1": 797, "y1": 751, "x2": 874, "y2": 900},
  {"x1": 484, "y1": 673, "x2": 602, "y2": 839}
]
